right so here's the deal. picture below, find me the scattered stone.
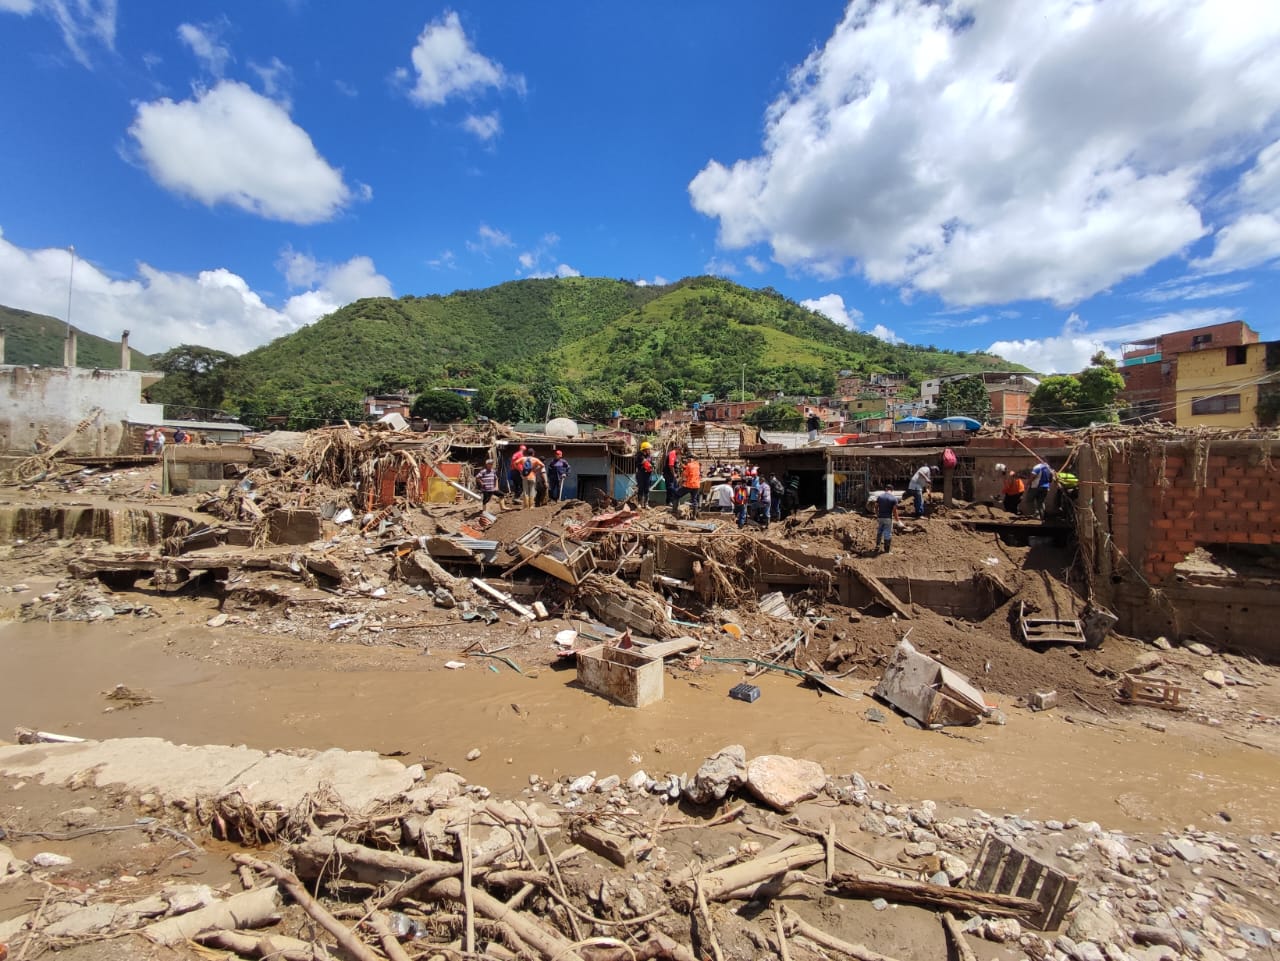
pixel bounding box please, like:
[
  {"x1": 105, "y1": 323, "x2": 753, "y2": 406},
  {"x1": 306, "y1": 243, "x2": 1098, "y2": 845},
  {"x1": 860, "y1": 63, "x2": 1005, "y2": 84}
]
[
  {"x1": 1203, "y1": 670, "x2": 1227, "y2": 688},
  {"x1": 465, "y1": 748, "x2": 481, "y2": 761},
  {"x1": 1169, "y1": 838, "x2": 1207, "y2": 863},
  {"x1": 44, "y1": 902, "x2": 122, "y2": 938},
  {"x1": 904, "y1": 841, "x2": 937, "y2": 857},
  {"x1": 594, "y1": 775, "x2": 621, "y2": 794},
  {"x1": 58, "y1": 806, "x2": 98, "y2": 828},
  {"x1": 861, "y1": 812, "x2": 889, "y2": 836},
  {"x1": 1069, "y1": 905, "x2": 1121, "y2": 945},
  {"x1": 684, "y1": 745, "x2": 747, "y2": 805},
  {"x1": 986, "y1": 710, "x2": 1008, "y2": 726},
  {"x1": 1151, "y1": 636, "x2": 1173, "y2": 651},
  {"x1": 745, "y1": 755, "x2": 826, "y2": 812},
  {"x1": 31, "y1": 852, "x2": 73, "y2": 868},
  {"x1": 942, "y1": 854, "x2": 969, "y2": 882},
  {"x1": 569, "y1": 774, "x2": 596, "y2": 794},
  {"x1": 0, "y1": 843, "x2": 24, "y2": 875},
  {"x1": 626, "y1": 771, "x2": 648, "y2": 791},
  {"x1": 206, "y1": 613, "x2": 229, "y2": 628},
  {"x1": 983, "y1": 918, "x2": 1022, "y2": 942},
  {"x1": 1073, "y1": 941, "x2": 1107, "y2": 961},
  {"x1": 1183, "y1": 641, "x2": 1213, "y2": 657},
  {"x1": 865, "y1": 707, "x2": 886, "y2": 723},
  {"x1": 871, "y1": 898, "x2": 889, "y2": 911}
]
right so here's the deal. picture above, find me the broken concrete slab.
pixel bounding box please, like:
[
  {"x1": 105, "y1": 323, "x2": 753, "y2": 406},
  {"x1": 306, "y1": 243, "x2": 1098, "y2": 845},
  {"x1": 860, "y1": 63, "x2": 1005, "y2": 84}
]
[
  {"x1": 0, "y1": 737, "x2": 421, "y2": 816},
  {"x1": 745, "y1": 755, "x2": 827, "y2": 812},
  {"x1": 685, "y1": 745, "x2": 747, "y2": 805}
]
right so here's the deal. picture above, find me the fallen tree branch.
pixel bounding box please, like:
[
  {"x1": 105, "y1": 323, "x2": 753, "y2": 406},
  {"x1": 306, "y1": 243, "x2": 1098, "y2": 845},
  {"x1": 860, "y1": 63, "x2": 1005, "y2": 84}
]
[
  {"x1": 782, "y1": 906, "x2": 907, "y2": 961},
  {"x1": 426, "y1": 876, "x2": 584, "y2": 961},
  {"x1": 234, "y1": 854, "x2": 382, "y2": 961},
  {"x1": 828, "y1": 871, "x2": 1042, "y2": 918},
  {"x1": 194, "y1": 929, "x2": 322, "y2": 961},
  {"x1": 143, "y1": 885, "x2": 281, "y2": 947},
  {"x1": 941, "y1": 912, "x2": 977, "y2": 961},
  {"x1": 367, "y1": 911, "x2": 413, "y2": 961},
  {"x1": 694, "y1": 843, "x2": 825, "y2": 901}
]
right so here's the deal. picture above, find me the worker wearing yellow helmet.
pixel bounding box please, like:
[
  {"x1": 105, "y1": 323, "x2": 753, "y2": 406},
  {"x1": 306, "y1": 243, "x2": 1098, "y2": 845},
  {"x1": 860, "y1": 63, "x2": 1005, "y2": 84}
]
[{"x1": 635, "y1": 441, "x2": 655, "y2": 507}]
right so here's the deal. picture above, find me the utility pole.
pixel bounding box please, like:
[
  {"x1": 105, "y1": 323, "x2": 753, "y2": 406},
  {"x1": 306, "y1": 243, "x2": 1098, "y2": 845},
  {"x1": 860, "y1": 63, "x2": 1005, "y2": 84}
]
[{"x1": 65, "y1": 245, "x2": 76, "y2": 334}]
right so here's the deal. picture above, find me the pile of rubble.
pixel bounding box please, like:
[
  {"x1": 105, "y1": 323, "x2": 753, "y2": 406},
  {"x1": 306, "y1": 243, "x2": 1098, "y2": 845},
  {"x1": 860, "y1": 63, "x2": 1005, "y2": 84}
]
[{"x1": 0, "y1": 738, "x2": 1276, "y2": 961}]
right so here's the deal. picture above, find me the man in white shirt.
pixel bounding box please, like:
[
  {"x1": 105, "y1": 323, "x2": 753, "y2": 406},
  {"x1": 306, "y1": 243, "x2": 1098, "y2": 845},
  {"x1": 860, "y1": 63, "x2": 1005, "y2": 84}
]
[
  {"x1": 906, "y1": 465, "x2": 931, "y2": 517},
  {"x1": 710, "y1": 481, "x2": 735, "y2": 512}
]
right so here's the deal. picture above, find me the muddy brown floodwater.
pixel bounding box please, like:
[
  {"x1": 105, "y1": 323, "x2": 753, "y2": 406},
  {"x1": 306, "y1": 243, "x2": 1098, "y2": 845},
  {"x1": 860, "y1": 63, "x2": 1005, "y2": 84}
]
[{"x1": 2, "y1": 618, "x2": 1276, "y2": 834}]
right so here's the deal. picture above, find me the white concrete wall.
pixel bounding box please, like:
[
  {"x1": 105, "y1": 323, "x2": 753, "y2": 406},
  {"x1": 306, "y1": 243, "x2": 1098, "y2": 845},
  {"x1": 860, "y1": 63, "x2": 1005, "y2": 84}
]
[{"x1": 0, "y1": 366, "x2": 151, "y2": 455}]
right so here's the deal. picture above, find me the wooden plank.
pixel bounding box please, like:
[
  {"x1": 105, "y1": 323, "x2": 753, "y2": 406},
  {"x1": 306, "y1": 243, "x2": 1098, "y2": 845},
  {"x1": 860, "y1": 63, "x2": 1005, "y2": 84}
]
[
  {"x1": 972, "y1": 837, "x2": 1007, "y2": 891},
  {"x1": 847, "y1": 562, "x2": 913, "y2": 619},
  {"x1": 1041, "y1": 874, "x2": 1078, "y2": 931},
  {"x1": 1014, "y1": 860, "x2": 1047, "y2": 901},
  {"x1": 994, "y1": 848, "x2": 1026, "y2": 895},
  {"x1": 1034, "y1": 871, "x2": 1067, "y2": 930}
]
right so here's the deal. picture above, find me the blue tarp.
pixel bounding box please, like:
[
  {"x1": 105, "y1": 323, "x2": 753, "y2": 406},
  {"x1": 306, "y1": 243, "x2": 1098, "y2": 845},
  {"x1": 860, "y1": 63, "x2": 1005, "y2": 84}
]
[
  {"x1": 894, "y1": 417, "x2": 930, "y2": 429},
  {"x1": 937, "y1": 416, "x2": 983, "y2": 431}
]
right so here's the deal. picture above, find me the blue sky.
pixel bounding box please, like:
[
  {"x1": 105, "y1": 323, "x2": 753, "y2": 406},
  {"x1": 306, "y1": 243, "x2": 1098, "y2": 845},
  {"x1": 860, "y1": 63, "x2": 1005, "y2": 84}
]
[{"x1": 2, "y1": 1, "x2": 1279, "y2": 373}]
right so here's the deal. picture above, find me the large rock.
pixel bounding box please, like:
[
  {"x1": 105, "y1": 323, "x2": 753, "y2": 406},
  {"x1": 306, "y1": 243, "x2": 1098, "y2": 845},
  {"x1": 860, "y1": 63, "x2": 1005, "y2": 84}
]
[
  {"x1": 745, "y1": 755, "x2": 827, "y2": 812},
  {"x1": 1068, "y1": 905, "x2": 1121, "y2": 945},
  {"x1": 684, "y1": 745, "x2": 747, "y2": 805}
]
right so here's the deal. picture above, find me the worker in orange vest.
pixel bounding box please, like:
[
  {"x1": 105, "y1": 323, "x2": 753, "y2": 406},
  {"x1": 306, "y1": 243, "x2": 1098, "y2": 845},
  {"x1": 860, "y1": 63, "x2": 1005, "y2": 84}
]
[
  {"x1": 507, "y1": 445, "x2": 526, "y2": 504},
  {"x1": 671, "y1": 452, "x2": 702, "y2": 518}
]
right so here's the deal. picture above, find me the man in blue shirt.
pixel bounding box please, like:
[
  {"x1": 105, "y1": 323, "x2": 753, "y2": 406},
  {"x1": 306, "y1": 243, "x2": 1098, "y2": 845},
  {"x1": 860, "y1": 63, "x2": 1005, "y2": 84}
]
[
  {"x1": 1029, "y1": 461, "x2": 1053, "y2": 518},
  {"x1": 874, "y1": 490, "x2": 900, "y2": 554}
]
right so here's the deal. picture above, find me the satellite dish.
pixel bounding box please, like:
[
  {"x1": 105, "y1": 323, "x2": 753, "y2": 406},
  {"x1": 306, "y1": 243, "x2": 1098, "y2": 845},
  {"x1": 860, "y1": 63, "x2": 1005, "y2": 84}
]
[{"x1": 545, "y1": 417, "x2": 580, "y2": 438}]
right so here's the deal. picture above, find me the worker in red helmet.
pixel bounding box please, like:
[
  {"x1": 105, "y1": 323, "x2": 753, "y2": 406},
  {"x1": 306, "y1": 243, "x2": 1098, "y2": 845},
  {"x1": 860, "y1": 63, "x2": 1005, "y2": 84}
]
[{"x1": 548, "y1": 449, "x2": 571, "y2": 502}]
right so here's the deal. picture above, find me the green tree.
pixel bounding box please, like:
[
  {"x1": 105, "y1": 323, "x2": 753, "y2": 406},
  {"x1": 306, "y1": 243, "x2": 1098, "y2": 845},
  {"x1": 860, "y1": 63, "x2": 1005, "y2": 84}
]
[
  {"x1": 1028, "y1": 375, "x2": 1085, "y2": 428},
  {"x1": 411, "y1": 390, "x2": 471, "y2": 422},
  {"x1": 490, "y1": 385, "x2": 537, "y2": 423},
  {"x1": 1028, "y1": 353, "x2": 1124, "y2": 428},
  {"x1": 745, "y1": 402, "x2": 804, "y2": 431},
  {"x1": 621, "y1": 403, "x2": 653, "y2": 420},
  {"x1": 149, "y1": 344, "x2": 236, "y2": 418},
  {"x1": 928, "y1": 376, "x2": 991, "y2": 422},
  {"x1": 1077, "y1": 351, "x2": 1125, "y2": 424}
]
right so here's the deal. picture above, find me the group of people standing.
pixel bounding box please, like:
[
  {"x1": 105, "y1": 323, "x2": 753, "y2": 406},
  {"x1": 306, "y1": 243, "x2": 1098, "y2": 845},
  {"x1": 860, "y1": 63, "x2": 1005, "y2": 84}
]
[
  {"x1": 474, "y1": 446, "x2": 572, "y2": 510},
  {"x1": 633, "y1": 443, "x2": 801, "y2": 524}
]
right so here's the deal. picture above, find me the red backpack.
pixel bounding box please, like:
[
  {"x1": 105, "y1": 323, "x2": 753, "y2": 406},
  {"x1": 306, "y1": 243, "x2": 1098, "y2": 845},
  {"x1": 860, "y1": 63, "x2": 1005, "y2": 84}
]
[{"x1": 942, "y1": 448, "x2": 957, "y2": 470}]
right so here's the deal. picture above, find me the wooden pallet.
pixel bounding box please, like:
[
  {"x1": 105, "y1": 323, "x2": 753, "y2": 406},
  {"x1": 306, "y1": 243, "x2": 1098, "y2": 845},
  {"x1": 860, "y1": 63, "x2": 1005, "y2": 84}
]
[
  {"x1": 966, "y1": 834, "x2": 1078, "y2": 931},
  {"x1": 1118, "y1": 674, "x2": 1188, "y2": 711},
  {"x1": 1018, "y1": 600, "x2": 1085, "y2": 646}
]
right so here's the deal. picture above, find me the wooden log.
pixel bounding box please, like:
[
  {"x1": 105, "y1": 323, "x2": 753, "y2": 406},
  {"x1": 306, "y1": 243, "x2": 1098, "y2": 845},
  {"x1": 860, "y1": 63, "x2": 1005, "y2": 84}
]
[
  {"x1": 714, "y1": 870, "x2": 816, "y2": 902},
  {"x1": 194, "y1": 929, "x2": 322, "y2": 961},
  {"x1": 426, "y1": 876, "x2": 584, "y2": 961},
  {"x1": 407, "y1": 549, "x2": 464, "y2": 592},
  {"x1": 782, "y1": 907, "x2": 906, "y2": 961},
  {"x1": 234, "y1": 854, "x2": 383, "y2": 961},
  {"x1": 941, "y1": 912, "x2": 978, "y2": 961},
  {"x1": 828, "y1": 871, "x2": 1042, "y2": 918},
  {"x1": 290, "y1": 835, "x2": 452, "y2": 886},
  {"x1": 143, "y1": 886, "x2": 281, "y2": 946},
  {"x1": 368, "y1": 912, "x2": 413, "y2": 961},
  {"x1": 846, "y1": 562, "x2": 913, "y2": 619},
  {"x1": 695, "y1": 844, "x2": 825, "y2": 901}
]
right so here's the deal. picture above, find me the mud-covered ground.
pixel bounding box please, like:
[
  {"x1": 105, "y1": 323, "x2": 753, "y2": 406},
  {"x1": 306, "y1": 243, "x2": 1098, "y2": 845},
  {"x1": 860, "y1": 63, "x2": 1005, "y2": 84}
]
[{"x1": 0, "y1": 461, "x2": 1278, "y2": 958}]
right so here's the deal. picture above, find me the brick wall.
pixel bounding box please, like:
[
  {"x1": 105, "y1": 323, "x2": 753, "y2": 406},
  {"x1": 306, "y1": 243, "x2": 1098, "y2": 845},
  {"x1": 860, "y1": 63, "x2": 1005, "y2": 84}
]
[{"x1": 1108, "y1": 442, "x2": 1279, "y2": 582}]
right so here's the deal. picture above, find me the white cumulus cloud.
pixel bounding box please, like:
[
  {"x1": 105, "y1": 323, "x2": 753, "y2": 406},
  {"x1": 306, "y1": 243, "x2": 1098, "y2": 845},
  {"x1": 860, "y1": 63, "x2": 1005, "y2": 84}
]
[
  {"x1": 0, "y1": 228, "x2": 391, "y2": 355},
  {"x1": 0, "y1": 0, "x2": 36, "y2": 14},
  {"x1": 802, "y1": 293, "x2": 863, "y2": 330},
  {"x1": 987, "y1": 308, "x2": 1238, "y2": 374},
  {"x1": 403, "y1": 10, "x2": 523, "y2": 107},
  {"x1": 128, "y1": 80, "x2": 356, "y2": 224},
  {"x1": 1195, "y1": 138, "x2": 1280, "y2": 273},
  {"x1": 690, "y1": 0, "x2": 1280, "y2": 309}
]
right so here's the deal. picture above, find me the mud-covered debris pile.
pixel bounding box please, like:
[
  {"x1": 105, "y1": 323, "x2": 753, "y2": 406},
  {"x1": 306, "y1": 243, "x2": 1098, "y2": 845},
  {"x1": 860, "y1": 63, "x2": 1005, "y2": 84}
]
[{"x1": 0, "y1": 741, "x2": 1276, "y2": 961}]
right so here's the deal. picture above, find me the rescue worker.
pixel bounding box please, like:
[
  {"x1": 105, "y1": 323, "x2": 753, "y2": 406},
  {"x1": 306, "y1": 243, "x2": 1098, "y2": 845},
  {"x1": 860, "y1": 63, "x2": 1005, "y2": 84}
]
[
  {"x1": 671, "y1": 452, "x2": 702, "y2": 518},
  {"x1": 732, "y1": 479, "x2": 750, "y2": 527},
  {"x1": 635, "y1": 441, "x2": 654, "y2": 507},
  {"x1": 905, "y1": 465, "x2": 932, "y2": 518},
  {"x1": 548, "y1": 450, "x2": 571, "y2": 501},
  {"x1": 519, "y1": 449, "x2": 545, "y2": 510},
  {"x1": 662, "y1": 445, "x2": 680, "y2": 502},
  {"x1": 1001, "y1": 469, "x2": 1025, "y2": 515},
  {"x1": 507, "y1": 445, "x2": 527, "y2": 502},
  {"x1": 874, "y1": 489, "x2": 900, "y2": 554}
]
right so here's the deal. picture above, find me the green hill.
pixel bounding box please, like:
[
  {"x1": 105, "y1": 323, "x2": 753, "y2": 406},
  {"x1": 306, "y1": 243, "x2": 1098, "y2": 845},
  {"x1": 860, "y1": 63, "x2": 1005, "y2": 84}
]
[
  {"x1": 162, "y1": 276, "x2": 1023, "y2": 427},
  {"x1": 0, "y1": 305, "x2": 152, "y2": 369}
]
